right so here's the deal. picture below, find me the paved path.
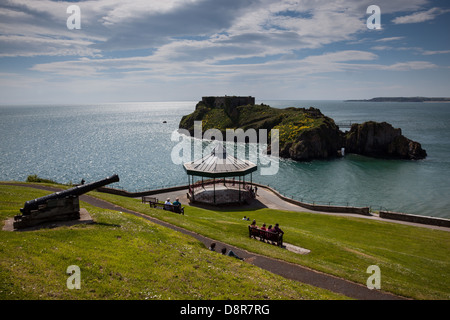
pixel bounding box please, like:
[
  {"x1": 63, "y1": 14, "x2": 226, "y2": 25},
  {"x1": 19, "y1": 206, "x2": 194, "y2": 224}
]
[
  {"x1": 83, "y1": 194, "x2": 407, "y2": 300},
  {"x1": 142, "y1": 185, "x2": 450, "y2": 232},
  {"x1": 2, "y1": 183, "x2": 407, "y2": 300}
]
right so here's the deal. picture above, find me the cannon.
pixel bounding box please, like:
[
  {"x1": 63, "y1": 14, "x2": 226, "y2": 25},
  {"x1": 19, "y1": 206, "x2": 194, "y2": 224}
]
[{"x1": 14, "y1": 174, "x2": 119, "y2": 229}]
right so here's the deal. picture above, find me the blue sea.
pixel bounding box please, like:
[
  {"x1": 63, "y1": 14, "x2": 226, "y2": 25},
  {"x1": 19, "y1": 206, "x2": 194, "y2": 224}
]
[{"x1": 1, "y1": 100, "x2": 449, "y2": 218}]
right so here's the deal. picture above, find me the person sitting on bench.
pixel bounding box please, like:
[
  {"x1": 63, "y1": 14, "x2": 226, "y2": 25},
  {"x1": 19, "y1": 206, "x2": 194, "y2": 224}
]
[
  {"x1": 172, "y1": 198, "x2": 182, "y2": 213},
  {"x1": 273, "y1": 223, "x2": 284, "y2": 235},
  {"x1": 164, "y1": 198, "x2": 172, "y2": 211}
]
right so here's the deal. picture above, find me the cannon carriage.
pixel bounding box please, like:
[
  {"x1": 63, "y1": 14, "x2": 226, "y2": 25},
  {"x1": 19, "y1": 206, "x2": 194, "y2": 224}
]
[{"x1": 13, "y1": 174, "x2": 119, "y2": 229}]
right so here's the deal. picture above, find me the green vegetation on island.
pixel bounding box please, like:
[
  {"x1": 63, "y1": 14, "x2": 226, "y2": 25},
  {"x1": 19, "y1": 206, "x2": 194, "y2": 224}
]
[{"x1": 180, "y1": 101, "x2": 329, "y2": 142}]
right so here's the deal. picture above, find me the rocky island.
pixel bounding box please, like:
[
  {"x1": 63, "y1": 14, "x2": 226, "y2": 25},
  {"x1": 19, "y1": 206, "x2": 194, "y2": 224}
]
[{"x1": 179, "y1": 96, "x2": 427, "y2": 161}]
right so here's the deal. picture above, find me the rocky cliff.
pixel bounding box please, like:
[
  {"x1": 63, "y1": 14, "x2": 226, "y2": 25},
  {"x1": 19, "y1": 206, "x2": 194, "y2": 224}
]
[
  {"x1": 179, "y1": 100, "x2": 427, "y2": 161},
  {"x1": 277, "y1": 120, "x2": 342, "y2": 161},
  {"x1": 344, "y1": 121, "x2": 427, "y2": 160}
]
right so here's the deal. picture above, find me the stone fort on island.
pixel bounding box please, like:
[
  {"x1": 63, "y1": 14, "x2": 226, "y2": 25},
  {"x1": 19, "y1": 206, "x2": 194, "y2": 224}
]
[{"x1": 201, "y1": 96, "x2": 255, "y2": 109}]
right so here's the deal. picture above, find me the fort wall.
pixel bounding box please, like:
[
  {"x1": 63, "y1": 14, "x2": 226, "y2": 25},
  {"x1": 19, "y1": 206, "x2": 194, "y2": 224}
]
[{"x1": 201, "y1": 96, "x2": 255, "y2": 109}]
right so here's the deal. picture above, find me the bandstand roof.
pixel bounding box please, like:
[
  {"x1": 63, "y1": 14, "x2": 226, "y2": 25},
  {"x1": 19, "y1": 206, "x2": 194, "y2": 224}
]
[{"x1": 183, "y1": 144, "x2": 257, "y2": 178}]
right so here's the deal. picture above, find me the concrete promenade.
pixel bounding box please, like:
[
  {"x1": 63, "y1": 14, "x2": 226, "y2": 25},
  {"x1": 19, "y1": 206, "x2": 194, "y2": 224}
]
[{"x1": 143, "y1": 184, "x2": 450, "y2": 232}]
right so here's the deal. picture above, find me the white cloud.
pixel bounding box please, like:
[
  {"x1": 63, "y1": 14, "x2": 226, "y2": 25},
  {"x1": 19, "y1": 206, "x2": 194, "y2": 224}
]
[
  {"x1": 370, "y1": 45, "x2": 423, "y2": 53},
  {"x1": 422, "y1": 50, "x2": 450, "y2": 55},
  {"x1": 392, "y1": 7, "x2": 450, "y2": 24},
  {"x1": 381, "y1": 61, "x2": 437, "y2": 71},
  {"x1": 375, "y1": 37, "x2": 405, "y2": 42},
  {"x1": 0, "y1": 35, "x2": 101, "y2": 57},
  {"x1": 1, "y1": 0, "x2": 448, "y2": 103},
  {"x1": 0, "y1": 0, "x2": 440, "y2": 59},
  {"x1": 34, "y1": 49, "x2": 424, "y2": 81}
]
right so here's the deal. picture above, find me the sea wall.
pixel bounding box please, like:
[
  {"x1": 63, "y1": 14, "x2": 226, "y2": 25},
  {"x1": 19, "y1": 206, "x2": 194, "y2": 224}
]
[
  {"x1": 380, "y1": 211, "x2": 450, "y2": 228},
  {"x1": 96, "y1": 185, "x2": 189, "y2": 198},
  {"x1": 251, "y1": 182, "x2": 371, "y2": 216}
]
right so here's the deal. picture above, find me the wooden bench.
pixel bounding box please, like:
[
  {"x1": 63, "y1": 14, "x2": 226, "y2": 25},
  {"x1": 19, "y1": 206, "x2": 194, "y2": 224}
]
[
  {"x1": 142, "y1": 196, "x2": 158, "y2": 204},
  {"x1": 148, "y1": 201, "x2": 184, "y2": 215},
  {"x1": 248, "y1": 226, "x2": 283, "y2": 247}
]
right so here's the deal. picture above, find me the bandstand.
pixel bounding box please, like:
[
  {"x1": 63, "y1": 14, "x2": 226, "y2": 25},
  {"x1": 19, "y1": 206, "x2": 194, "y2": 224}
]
[{"x1": 183, "y1": 144, "x2": 258, "y2": 205}]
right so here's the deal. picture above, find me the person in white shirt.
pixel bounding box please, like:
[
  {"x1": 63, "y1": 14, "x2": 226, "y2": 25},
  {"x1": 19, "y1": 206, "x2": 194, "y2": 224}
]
[{"x1": 164, "y1": 198, "x2": 172, "y2": 210}]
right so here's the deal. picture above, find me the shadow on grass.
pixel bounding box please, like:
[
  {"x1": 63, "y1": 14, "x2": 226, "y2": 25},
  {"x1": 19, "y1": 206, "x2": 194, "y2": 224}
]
[
  {"x1": 187, "y1": 198, "x2": 268, "y2": 212},
  {"x1": 93, "y1": 222, "x2": 122, "y2": 228}
]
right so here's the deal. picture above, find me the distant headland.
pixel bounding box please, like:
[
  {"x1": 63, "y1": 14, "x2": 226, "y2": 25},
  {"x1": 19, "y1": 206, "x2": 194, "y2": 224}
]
[
  {"x1": 345, "y1": 97, "x2": 450, "y2": 102},
  {"x1": 179, "y1": 96, "x2": 427, "y2": 161}
]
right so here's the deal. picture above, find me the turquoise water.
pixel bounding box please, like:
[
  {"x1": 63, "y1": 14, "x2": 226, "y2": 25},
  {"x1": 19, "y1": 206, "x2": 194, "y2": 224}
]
[{"x1": 1, "y1": 100, "x2": 449, "y2": 218}]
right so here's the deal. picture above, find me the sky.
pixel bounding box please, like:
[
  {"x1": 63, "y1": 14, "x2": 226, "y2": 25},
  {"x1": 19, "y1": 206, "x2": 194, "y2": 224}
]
[{"x1": 0, "y1": 0, "x2": 449, "y2": 104}]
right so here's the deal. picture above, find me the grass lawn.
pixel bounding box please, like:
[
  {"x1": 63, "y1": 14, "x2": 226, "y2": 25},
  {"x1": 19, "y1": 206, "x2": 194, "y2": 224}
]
[
  {"x1": 0, "y1": 184, "x2": 346, "y2": 300},
  {"x1": 90, "y1": 189, "x2": 450, "y2": 300}
]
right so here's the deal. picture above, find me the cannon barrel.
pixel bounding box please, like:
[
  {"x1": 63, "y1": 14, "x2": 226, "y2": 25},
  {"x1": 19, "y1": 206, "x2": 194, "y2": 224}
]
[{"x1": 20, "y1": 174, "x2": 119, "y2": 215}]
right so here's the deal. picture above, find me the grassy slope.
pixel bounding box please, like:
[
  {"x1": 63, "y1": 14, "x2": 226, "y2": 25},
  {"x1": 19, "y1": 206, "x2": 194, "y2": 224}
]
[
  {"x1": 2, "y1": 183, "x2": 450, "y2": 300},
  {"x1": 90, "y1": 190, "x2": 450, "y2": 300},
  {"x1": 0, "y1": 185, "x2": 345, "y2": 300}
]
